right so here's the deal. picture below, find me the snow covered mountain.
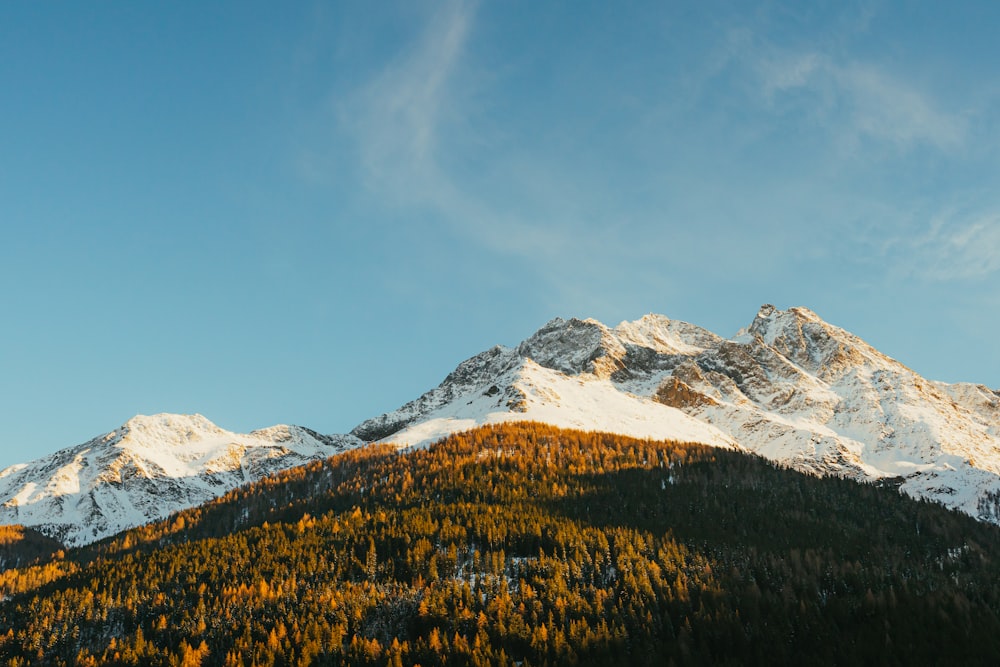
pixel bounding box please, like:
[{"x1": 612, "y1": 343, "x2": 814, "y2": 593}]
[
  {"x1": 0, "y1": 414, "x2": 361, "y2": 547},
  {"x1": 351, "y1": 315, "x2": 737, "y2": 449},
  {"x1": 3, "y1": 304, "x2": 999, "y2": 547},
  {"x1": 354, "y1": 305, "x2": 1000, "y2": 523}
]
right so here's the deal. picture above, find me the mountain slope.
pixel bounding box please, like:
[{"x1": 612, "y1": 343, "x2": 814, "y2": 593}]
[
  {"x1": 0, "y1": 413, "x2": 360, "y2": 547},
  {"x1": 6, "y1": 423, "x2": 1000, "y2": 666},
  {"x1": 2, "y1": 303, "x2": 998, "y2": 546},
  {"x1": 351, "y1": 315, "x2": 737, "y2": 449},
  {"x1": 354, "y1": 305, "x2": 1000, "y2": 523}
]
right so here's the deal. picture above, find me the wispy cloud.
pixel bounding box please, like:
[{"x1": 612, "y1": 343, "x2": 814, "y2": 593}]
[
  {"x1": 758, "y1": 51, "x2": 823, "y2": 99},
  {"x1": 755, "y1": 49, "x2": 967, "y2": 152},
  {"x1": 729, "y1": 17, "x2": 996, "y2": 287},
  {"x1": 331, "y1": 1, "x2": 996, "y2": 311},
  {"x1": 822, "y1": 201, "x2": 1000, "y2": 285},
  {"x1": 335, "y1": 0, "x2": 641, "y2": 307},
  {"x1": 909, "y1": 212, "x2": 1000, "y2": 281},
  {"x1": 834, "y1": 62, "x2": 966, "y2": 151},
  {"x1": 345, "y1": 0, "x2": 473, "y2": 197}
]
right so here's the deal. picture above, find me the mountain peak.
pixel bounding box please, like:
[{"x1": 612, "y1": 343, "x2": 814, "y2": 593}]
[
  {"x1": 516, "y1": 316, "x2": 623, "y2": 376},
  {"x1": 749, "y1": 304, "x2": 822, "y2": 334},
  {"x1": 613, "y1": 313, "x2": 721, "y2": 355},
  {"x1": 354, "y1": 303, "x2": 1000, "y2": 527},
  {"x1": 115, "y1": 413, "x2": 229, "y2": 451},
  {"x1": 123, "y1": 412, "x2": 214, "y2": 428},
  {"x1": 122, "y1": 412, "x2": 219, "y2": 432},
  {"x1": 7, "y1": 302, "x2": 1000, "y2": 549},
  {"x1": 0, "y1": 416, "x2": 361, "y2": 546},
  {"x1": 745, "y1": 304, "x2": 902, "y2": 380},
  {"x1": 756, "y1": 303, "x2": 777, "y2": 319}
]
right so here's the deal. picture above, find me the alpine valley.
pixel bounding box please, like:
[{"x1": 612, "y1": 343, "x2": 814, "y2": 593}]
[{"x1": 3, "y1": 304, "x2": 1000, "y2": 548}]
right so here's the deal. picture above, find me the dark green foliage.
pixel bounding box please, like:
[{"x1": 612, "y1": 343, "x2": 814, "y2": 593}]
[
  {"x1": 0, "y1": 526, "x2": 63, "y2": 572},
  {"x1": 2, "y1": 422, "x2": 1000, "y2": 665}
]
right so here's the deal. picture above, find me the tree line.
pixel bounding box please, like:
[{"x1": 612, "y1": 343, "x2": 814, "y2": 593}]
[{"x1": 2, "y1": 422, "x2": 1000, "y2": 665}]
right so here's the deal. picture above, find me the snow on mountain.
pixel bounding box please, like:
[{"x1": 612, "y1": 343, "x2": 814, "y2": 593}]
[
  {"x1": 351, "y1": 316, "x2": 736, "y2": 450},
  {"x1": 5, "y1": 304, "x2": 999, "y2": 548},
  {"x1": 0, "y1": 414, "x2": 361, "y2": 547},
  {"x1": 354, "y1": 305, "x2": 1000, "y2": 524}
]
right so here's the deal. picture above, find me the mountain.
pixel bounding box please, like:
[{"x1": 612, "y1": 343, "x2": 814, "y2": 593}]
[
  {"x1": 3, "y1": 303, "x2": 998, "y2": 548},
  {"x1": 354, "y1": 305, "x2": 1000, "y2": 523},
  {"x1": 0, "y1": 413, "x2": 361, "y2": 547},
  {"x1": 6, "y1": 423, "x2": 1000, "y2": 665},
  {"x1": 350, "y1": 314, "x2": 737, "y2": 448}
]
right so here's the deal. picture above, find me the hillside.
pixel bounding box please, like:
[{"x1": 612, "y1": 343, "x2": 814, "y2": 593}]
[
  {"x1": 3, "y1": 304, "x2": 999, "y2": 550},
  {"x1": 3, "y1": 423, "x2": 1000, "y2": 665},
  {"x1": 0, "y1": 526, "x2": 62, "y2": 572},
  {"x1": 355, "y1": 306, "x2": 1000, "y2": 523}
]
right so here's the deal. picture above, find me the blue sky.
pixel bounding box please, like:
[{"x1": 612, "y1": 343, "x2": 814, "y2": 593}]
[{"x1": 2, "y1": 1, "x2": 999, "y2": 468}]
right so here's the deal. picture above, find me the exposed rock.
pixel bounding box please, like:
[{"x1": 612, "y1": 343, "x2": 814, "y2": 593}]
[{"x1": 654, "y1": 376, "x2": 718, "y2": 409}]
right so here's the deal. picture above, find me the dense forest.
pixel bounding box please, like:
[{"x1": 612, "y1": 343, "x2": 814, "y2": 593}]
[
  {"x1": 3, "y1": 422, "x2": 1000, "y2": 665},
  {"x1": 0, "y1": 526, "x2": 62, "y2": 573}
]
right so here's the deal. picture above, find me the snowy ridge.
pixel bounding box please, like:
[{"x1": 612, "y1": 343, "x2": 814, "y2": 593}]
[
  {"x1": 0, "y1": 414, "x2": 360, "y2": 547},
  {"x1": 352, "y1": 315, "x2": 736, "y2": 449},
  {"x1": 5, "y1": 303, "x2": 1000, "y2": 547},
  {"x1": 361, "y1": 355, "x2": 737, "y2": 451},
  {"x1": 355, "y1": 305, "x2": 1000, "y2": 524}
]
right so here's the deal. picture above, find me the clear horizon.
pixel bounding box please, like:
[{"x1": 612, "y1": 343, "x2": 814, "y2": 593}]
[{"x1": 3, "y1": 1, "x2": 999, "y2": 469}]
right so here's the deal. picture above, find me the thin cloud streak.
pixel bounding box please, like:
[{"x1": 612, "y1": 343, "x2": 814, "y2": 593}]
[
  {"x1": 346, "y1": 1, "x2": 472, "y2": 194},
  {"x1": 834, "y1": 63, "x2": 966, "y2": 151},
  {"x1": 756, "y1": 50, "x2": 967, "y2": 152},
  {"x1": 914, "y1": 213, "x2": 1000, "y2": 281},
  {"x1": 861, "y1": 204, "x2": 1000, "y2": 284},
  {"x1": 337, "y1": 0, "x2": 640, "y2": 302},
  {"x1": 335, "y1": 1, "x2": 997, "y2": 306}
]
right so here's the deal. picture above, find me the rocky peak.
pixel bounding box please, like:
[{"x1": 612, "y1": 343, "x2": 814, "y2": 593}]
[
  {"x1": 441, "y1": 345, "x2": 518, "y2": 388},
  {"x1": 118, "y1": 413, "x2": 226, "y2": 448},
  {"x1": 351, "y1": 345, "x2": 523, "y2": 443},
  {"x1": 516, "y1": 317, "x2": 626, "y2": 378},
  {"x1": 515, "y1": 314, "x2": 720, "y2": 380},
  {"x1": 612, "y1": 313, "x2": 722, "y2": 355},
  {"x1": 748, "y1": 305, "x2": 821, "y2": 340},
  {"x1": 756, "y1": 303, "x2": 777, "y2": 319},
  {"x1": 745, "y1": 305, "x2": 888, "y2": 378}
]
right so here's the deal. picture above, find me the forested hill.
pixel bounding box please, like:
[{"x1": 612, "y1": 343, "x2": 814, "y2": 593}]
[
  {"x1": 0, "y1": 526, "x2": 62, "y2": 573},
  {"x1": 4, "y1": 422, "x2": 1000, "y2": 665}
]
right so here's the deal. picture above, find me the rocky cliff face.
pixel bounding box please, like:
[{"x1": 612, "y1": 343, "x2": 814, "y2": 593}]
[{"x1": 350, "y1": 345, "x2": 525, "y2": 442}]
